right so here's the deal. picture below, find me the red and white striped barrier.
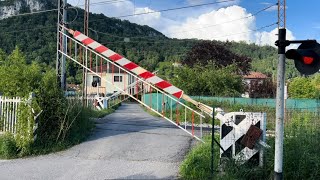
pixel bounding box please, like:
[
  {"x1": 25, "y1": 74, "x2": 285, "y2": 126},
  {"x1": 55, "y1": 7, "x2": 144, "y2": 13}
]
[{"x1": 67, "y1": 29, "x2": 183, "y2": 99}]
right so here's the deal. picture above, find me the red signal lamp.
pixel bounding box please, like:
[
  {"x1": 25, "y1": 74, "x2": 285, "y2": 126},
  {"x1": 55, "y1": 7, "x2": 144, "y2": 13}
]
[{"x1": 303, "y1": 56, "x2": 314, "y2": 65}]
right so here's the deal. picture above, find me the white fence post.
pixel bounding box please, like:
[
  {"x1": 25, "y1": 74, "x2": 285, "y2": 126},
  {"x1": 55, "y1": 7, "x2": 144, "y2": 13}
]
[{"x1": 0, "y1": 96, "x2": 22, "y2": 134}]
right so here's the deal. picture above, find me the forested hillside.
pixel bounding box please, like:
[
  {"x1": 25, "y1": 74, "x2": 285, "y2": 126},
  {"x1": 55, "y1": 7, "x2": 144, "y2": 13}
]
[{"x1": 0, "y1": 0, "x2": 299, "y2": 82}]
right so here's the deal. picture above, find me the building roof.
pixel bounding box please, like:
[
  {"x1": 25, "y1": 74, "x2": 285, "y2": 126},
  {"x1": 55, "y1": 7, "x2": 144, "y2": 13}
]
[{"x1": 243, "y1": 71, "x2": 268, "y2": 79}]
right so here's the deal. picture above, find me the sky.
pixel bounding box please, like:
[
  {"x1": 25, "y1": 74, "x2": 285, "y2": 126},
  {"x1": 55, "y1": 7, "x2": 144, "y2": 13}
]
[{"x1": 68, "y1": 0, "x2": 320, "y2": 47}]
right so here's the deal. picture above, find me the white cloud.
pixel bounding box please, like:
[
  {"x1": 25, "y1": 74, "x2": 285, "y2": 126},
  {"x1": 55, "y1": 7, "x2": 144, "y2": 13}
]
[
  {"x1": 165, "y1": 6, "x2": 256, "y2": 42},
  {"x1": 255, "y1": 28, "x2": 295, "y2": 47},
  {"x1": 67, "y1": 1, "x2": 295, "y2": 47},
  {"x1": 126, "y1": 7, "x2": 180, "y2": 33}
]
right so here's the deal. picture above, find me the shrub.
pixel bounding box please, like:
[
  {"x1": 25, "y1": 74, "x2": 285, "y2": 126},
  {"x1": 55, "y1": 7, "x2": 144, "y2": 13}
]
[{"x1": 0, "y1": 133, "x2": 18, "y2": 159}]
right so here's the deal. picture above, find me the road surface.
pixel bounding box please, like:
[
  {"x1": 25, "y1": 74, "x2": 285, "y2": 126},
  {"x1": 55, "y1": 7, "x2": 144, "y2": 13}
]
[{"x1": 0, "y1": 103, "x2": 195, "y2": 179}]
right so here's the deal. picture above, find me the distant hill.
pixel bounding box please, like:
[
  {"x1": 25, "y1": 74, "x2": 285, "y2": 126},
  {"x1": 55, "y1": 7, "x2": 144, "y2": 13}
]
[{"x1": 0, "y1": 0, "x2": 299, "y2": 80}]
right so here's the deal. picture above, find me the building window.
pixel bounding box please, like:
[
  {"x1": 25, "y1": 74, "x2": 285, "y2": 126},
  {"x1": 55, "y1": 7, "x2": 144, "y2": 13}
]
[
  {"x1": 114, "y1": 75, "x2": 123, "y2": 82},
  {"x1": 92, "y1": 76, "x2": 101, "y2": 87}
]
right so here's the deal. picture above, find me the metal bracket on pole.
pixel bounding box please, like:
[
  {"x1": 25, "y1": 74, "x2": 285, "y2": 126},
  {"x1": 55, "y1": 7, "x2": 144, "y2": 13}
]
[{"x1": 276, "y1": 39, "x2": 317, "y2": 47}]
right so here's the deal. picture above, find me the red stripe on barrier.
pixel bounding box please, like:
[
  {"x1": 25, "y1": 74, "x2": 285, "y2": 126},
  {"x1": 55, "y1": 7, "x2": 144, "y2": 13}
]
[
  {"x1": 74, "y1": 31, "x2": 81, "y2": 37},
  {"x1": 82, "y1": 38, "x2": 94, "y2": 45},
  {"x1": 95, "y1": 46, "x2": 108, "y2": 53},
  {"x1": 173, "y1": 91, "x2": 183, "y2": 99},
  {"x1": 124, "y1": 62, "x2": 139, "y2": 70},
  {"x1": 109, "y1": 54, "x2": 123, "y2": 61},
  {"x1": 156, "y1": 81, "x2": 172, "y2": 89},
  {"x1": 140, "y1": 71, "x2": 155, "y2": 79}
]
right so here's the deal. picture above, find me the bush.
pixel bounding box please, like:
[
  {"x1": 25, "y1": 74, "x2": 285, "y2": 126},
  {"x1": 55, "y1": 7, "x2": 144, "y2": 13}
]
[{"x1": 0, "y1": 133, "x2": 18, "y2": 159}]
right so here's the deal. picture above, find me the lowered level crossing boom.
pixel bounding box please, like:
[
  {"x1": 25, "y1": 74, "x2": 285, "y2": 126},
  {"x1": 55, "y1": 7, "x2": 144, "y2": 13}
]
[{"x1": 67, "y1": 28, "x2": 215, "y2": 118}]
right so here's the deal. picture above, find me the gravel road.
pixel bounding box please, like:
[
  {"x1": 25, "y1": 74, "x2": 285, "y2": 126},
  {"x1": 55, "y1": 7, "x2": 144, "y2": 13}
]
[{"x1": 0, "y1": 103, "x2": 195, "y2": 180}]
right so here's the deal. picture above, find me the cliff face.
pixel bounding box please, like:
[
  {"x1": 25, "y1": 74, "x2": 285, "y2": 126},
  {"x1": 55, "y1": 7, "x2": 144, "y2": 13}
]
[{"x1": 0, "y1": 0, "x2": 45, "y2": 20}]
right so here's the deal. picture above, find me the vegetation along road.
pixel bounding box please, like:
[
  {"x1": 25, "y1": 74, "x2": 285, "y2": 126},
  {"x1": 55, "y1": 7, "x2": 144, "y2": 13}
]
[{"x1": 0, "y1": 103, "x2": 194, "y2": 179}]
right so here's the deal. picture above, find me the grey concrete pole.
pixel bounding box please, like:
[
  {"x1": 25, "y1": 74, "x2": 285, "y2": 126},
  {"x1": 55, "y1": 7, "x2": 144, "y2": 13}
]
[{"x1": 274, "y1": 28, "x2": 286, "y2": 180}]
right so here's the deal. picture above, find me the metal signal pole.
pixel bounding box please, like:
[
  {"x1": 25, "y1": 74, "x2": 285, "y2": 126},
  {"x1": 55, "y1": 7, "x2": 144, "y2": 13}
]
[
  {"x1": 82, "y1": 0, "x2": 90, "y2": 105},
  {"x1": 56, "y1": 0, "x2": 67, "y2": 90},
  {"x1": 275, "y1": 0, "x2": 286, "y2": 179}
]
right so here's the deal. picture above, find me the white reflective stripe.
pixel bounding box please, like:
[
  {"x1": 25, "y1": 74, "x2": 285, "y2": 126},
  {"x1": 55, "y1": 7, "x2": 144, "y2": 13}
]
[
  {"x1": 163, "y1": 86, "x2": 181, "y2": 95},
  {"x1": 116, "y1": 58, "x2": 131, "y2": 66},
  {"x1": 88, "y1": 41, "x2": 101, "y2": 49},
  {"x1": 75, "y1": 34, "x2": 88, "y2": 42},
  {"x1": 132, "y1": 67, "x2": 147, "y2": 75},
  {"x1": 102, "y1": 49, "x2": 116, "y2": 57},
  {"x1": 146, "y1": 76, "x2": 163, "y2": 84}
]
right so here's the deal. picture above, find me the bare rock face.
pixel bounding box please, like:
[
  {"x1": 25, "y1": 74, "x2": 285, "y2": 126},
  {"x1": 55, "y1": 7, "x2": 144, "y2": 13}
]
[{"x1": 0, "y1": 0, "x2": 44, "y2": 20}]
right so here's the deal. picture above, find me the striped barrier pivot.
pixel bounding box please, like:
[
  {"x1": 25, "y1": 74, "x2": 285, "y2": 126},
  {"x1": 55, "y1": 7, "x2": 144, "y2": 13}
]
[{"x1": 68, "y1": 29, "x2": 183, "y2": 99}]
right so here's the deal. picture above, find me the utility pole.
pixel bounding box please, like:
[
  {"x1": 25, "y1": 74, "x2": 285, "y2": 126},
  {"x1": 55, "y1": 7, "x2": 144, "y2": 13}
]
[
  {"x1": 274, "y1": 0, "x2": 286, "y2": 179},
  {"x1": 82, "y1": 0, "x2": 90, "y2": 105},
  {"x1": 56, "y1": 0, "x2": 67, "y2": 90}
]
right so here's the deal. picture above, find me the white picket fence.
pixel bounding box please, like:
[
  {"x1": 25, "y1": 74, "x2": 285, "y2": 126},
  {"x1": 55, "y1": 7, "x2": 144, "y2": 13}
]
[{"x1": 0, "y1": 96, "x2": 22, "y2": 134}]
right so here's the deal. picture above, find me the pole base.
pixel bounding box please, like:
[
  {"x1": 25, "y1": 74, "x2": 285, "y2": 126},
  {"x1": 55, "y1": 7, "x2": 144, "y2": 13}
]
[{"x1": 274, "y1": 171, "x2": 283, "y2": 180}]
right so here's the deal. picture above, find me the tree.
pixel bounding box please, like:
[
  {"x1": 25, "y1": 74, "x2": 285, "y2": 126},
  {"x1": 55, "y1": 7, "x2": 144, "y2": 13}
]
[
  {"x1": 246, "y1": 79, "x2": 276, "y2": 98},
  {"x1": 182, "y1": 41, "x2": 252, "y2": 74},
  {"x1": 173, "y1": 64, "x2": 244, "y2": 96},
  {"x1": 288, "y1": 77, "x2": 318, "y2": 99},
  {"x1": 0, "y1": 47, "x2": 42, "y2": 97}
]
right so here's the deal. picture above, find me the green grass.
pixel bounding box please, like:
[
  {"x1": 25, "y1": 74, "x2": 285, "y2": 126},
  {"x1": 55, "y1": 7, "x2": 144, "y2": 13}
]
[
  {"x1": 141, "y1": 106, "x2": 163, "y2": 117},
  {"x1": 90, "y1": 107, "x2": 116, "y2": 118},
  {"x1": 179, "y1": 136, "x2": 220, "y2": 180}
]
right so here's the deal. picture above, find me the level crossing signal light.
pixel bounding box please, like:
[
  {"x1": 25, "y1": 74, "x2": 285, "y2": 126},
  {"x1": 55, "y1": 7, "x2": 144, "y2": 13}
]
[{"x1": 285, "y1": 41, "x2": 320, "y2": 75}]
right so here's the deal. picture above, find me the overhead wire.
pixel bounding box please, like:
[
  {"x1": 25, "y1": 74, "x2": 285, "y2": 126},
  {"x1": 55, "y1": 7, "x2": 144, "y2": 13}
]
[
  {"x1": 75, "y1": 0, "x2": 129, "y2": 7},
  {"x1": 2, "y1": 8, "x2": 58, "y2": 18},
  {"x1": 89, "y1": 0, "x2": 237, "y2": 22},
  {"x1": 88, "y1": 2, "x2": 277, "y2": 40},
  {"x1": 99, "y1": 22, "x2": 278, "y2": 45}
]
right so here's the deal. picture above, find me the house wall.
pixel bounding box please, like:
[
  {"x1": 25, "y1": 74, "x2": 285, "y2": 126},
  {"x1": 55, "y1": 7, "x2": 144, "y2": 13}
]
[{"x1": 86, "y1": 72, "x2": 137, "y2": 96}]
